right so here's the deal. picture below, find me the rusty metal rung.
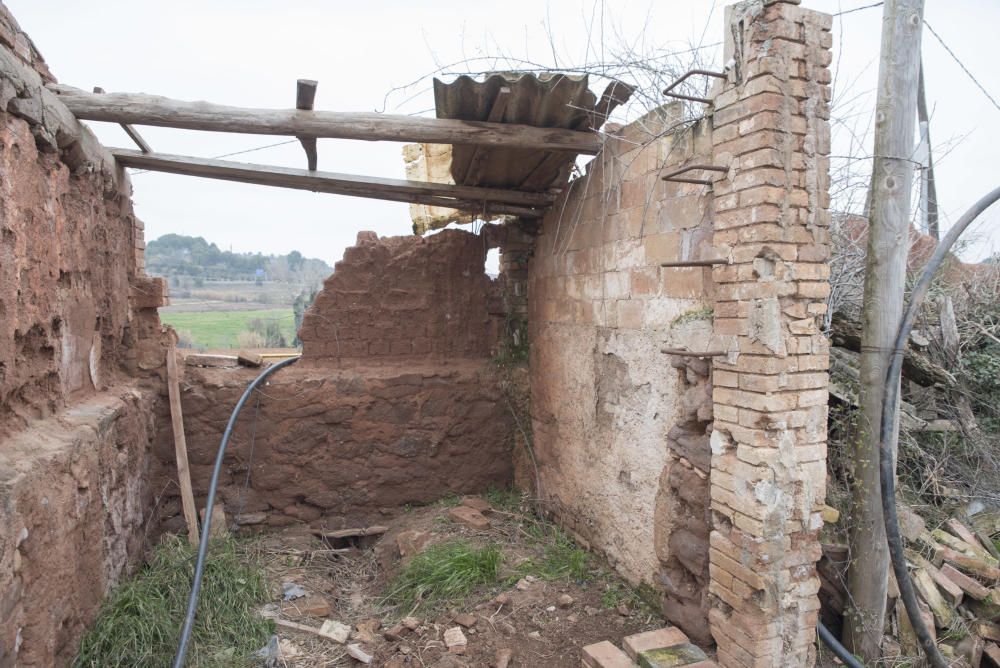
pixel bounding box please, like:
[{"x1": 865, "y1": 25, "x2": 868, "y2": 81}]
[
  {"x1": 660, "y1": 259, "x2": 729, "y2": 268},
  {"x1": 661, "y1": 348, "x2": 727, "y2": 358},
  {"x1": 662, "y1": 69, "x2": 726, "y2": 104},
  {"x1": 661, "y1": 163, "x2": 728, "y2": 185}
]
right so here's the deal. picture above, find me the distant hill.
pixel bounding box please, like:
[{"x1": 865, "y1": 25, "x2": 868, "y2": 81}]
[{"x1": 146, "y1": 234, "x2": 332, "y2": 283}]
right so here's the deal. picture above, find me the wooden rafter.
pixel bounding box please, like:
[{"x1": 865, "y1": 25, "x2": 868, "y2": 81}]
[
  {"x1": 111, "y1": 148, "x2": 551, "y2": 217},
  {"x1": 50, "y1": 84, "x2": 602, "y2": 154}
]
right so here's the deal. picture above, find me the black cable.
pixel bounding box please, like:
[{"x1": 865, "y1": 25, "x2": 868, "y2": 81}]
[
  {"x1": 817, "y1": 621, "x2": 864, "y2": 668},
  {"x1": 172, "y1": 355, "x2": 300, "y2": 668},
  {"x1": 878, "y1": 186, "x2": 1000, "y2": 668}
]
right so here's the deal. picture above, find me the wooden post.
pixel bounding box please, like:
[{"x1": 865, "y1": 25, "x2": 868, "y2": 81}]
[
  {"x1": 166, "y1": 344, "x2": 200, "y2": 547},
  {"x1": 845, "y1": 0, "x2": 925, "y2": 661},
  {"x1": 296, "y1": 79, "x2": 318, "y2": 170}
]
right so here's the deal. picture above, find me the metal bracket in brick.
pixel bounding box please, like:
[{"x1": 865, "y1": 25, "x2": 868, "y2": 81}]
[
  {"x1": 662, "y1": 69, "x2": 726, "y2": 104},
  {"x1": 660, "y1": 163, "x2": 728, "y2": 186},
  {"x1": 660, "y1": 258, "x2": 728, "y2": 268}
]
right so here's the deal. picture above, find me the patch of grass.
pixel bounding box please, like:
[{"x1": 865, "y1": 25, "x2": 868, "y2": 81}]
[
  {"x1": 74, "y1": 535, "x2": 272, "y2": 668},
  {"x1": 515, "y1": 524, "x2": 591, "y2": 582},
  {"x1": 485, "y1": 486, "x2": 525, "y2": 513},
  {"x1": 383, "y1": 540, "x2": 502, "y2": 612},
  {"x1": 436, "y1": 492, "x2": 462, "y2": 508},
  {"x1": 159, "y1": 308, "x2": 296, "y2": 350}
]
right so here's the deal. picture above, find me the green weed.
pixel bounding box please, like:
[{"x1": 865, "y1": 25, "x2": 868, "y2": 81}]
[
  {"x1": 383, "y1": 540, "x2": 502, "y2": 612},
  {"x1": 74, "y1": 535, "x2": 272, "y2": 668},
  {"x1": 514, "y1": 524, "x2": 591, "y2": 582}
]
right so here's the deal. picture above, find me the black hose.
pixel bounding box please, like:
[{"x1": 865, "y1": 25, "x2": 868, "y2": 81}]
[
  {"x1": 878, "y1": 186, "x2": 1000, "y2": 668},
  {"x1": 172, "y1": 355, "x2": 300, "y2": 668},
  {"x1": 818, "y1": 621, "x2": 865, "y2": 668}
]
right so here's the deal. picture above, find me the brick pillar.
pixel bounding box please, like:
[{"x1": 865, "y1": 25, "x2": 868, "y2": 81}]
[{"x1": 705, "y1": 1, "x2": 832, "y2": 666}]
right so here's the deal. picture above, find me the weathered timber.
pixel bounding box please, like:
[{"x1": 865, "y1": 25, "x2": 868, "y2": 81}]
[
  {"x1": 830, "y1": 313, "x2": 955, "y2": 387},
  {"x1": 110, "y1": 149, "x2": 550, "y2": 216},
  {"x1": 48, "y1": 84, "x2": 603, "y2": 154},
  {"x1": 166, "y1": 344, "x2": 200, "y2": 547},
  {"x1": 312, "y1": 526, "x2": 388, "y2": 539},
  {"x1": 94, "y1": 86, "x2": 153, "y2": 153},
  {"x1": 296, "y1": 79, "x2": 318, "y2": 170}
]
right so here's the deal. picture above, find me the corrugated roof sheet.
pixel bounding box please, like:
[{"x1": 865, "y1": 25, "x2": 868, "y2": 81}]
[{"x1": 405, "y1": 72, "x2": 631, "y2": 233}]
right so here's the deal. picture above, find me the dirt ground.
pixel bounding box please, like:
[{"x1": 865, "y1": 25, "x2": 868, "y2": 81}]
[{"x1": 245, "y1": 493, "x2": 677, "y2": 667}]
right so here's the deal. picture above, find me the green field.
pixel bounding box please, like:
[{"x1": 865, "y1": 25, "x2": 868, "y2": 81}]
[{"x1": 160, "y1": 308, "x2": 298, "y2": 350}]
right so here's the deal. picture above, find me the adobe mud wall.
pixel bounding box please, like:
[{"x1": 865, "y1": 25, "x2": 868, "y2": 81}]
[
  {"x1": 529, "y1": 108, "x2": 718, "y2": 643},
  {"x1": 0, "y1": 6, "x2": 167, "y2": 665},
  {"x1": 155, "y1": 229, "x2": 514, "y2": 530}
]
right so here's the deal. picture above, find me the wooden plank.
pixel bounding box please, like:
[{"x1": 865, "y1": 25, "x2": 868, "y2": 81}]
[
  {"x1": 237, "y1": 350, "x2": 264, "y2": 367},
  {"x1": 110, "y1": 149, "x2": 551, "y2": 217},
  {"x1": 313, "y1": 525, "x2": 388, "y2": 539},
  {"x1": 49, "y1": 84, "x2": 603, "y2": 154},
  {"x1": 166, "y1": 344, "x2": 200, "y2": 547},
  {"x1": 296, "y1": 79, "x2": 318, "y2": 171},
  {"x1": 946, "y1": 518, "x2": 986, "y2": 551},
  {"x1": 912, "y1": 567, "x2": 956, "y2": 628},
  {"x1": 184, "y1": 353, "x2": 240, "y2": 368},
  {"x1": 936, "y1": 545, "x2": 1000, "y2": 581},
  {"x1": 906, "y1": 550, "x2": 963, "y2": 604},
  {"x1": 940, "y1": 563, "x2": 990, "y2": 600}
]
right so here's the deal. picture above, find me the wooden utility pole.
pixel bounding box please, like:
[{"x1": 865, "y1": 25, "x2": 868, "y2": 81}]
[
  {"x1": 844, "y1": 0, "x2": 925, "y2": 662},
  {"x1": 916, "y1": 63, "x2": 939, "y2": 239}
]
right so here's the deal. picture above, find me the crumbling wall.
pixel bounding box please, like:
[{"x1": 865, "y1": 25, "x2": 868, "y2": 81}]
[
  {"x1": 529, "y1": 107, "x2": 718, "y2": 641},
  {"x1": 0, "y1": 7, "x2": 166, "y2": 664},
  {"x1": 529, "y1": 4, "x2": 833, "y2": 658},
  {"x1": 155, "y1": 229, "x2": 514, "y2": 530},
  {"x1": 299, "y1": 229, "x2": 502, "y2": 360},
  {"x1": 705, "y1": 2, "x2": 832, "y2": 666},
  {"x1": 0, "y1": 387, "x2": 157, "y2": 666},
  {"x1": 0, "y1": 5, "x2": 166, "y2": 433}
]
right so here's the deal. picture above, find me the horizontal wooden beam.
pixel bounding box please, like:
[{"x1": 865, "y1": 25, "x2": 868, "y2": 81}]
[
  {"x1": 110, "y1": 149, "x2": 549, "y2": 217},
  {"x1": 50, "y1": 84, "x2": 602, "y2": 155}
]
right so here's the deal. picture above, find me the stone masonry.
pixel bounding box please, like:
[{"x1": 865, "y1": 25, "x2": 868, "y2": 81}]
[{"x1": 705, "y1": 2, "x2": 832, "y2": 666}]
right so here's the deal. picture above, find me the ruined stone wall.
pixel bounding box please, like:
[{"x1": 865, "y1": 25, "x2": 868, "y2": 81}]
[
  {"x1": 155, "y1": 229, "x2": 514, "y2": 530},
  {"x1": 0, "y1": 7, "x2": 167, "y2": 664},
  {"x1": 705, "y1": 2, "x2": 832, "y2": 666},
  {"x1": 528, "y1": 108, "x2": 718, "y2": 642}
]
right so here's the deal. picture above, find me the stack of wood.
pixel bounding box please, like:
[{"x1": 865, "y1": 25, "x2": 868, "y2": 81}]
[
  {"x1": 901, "y1": 516, "x2": 1000, "y2": 666},
  {"x1": 820, "y1": 511, "x2": 1000, "y2": 666}
]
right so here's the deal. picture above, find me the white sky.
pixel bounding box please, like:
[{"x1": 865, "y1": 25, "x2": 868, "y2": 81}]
[{"x1": 7, "y1": 0, "x2": 999, "y2": 264}]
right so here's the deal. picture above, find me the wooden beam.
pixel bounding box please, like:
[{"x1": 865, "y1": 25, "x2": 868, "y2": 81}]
[
  {"x1": 166, "y1": 343, "x2": 200, "y2": 547},
  {"x1": 50, "y1": 84, "x2": 602, "y2": 154},
  {"x1": 296, "y1": 79, "x2": 318, "y2": 170},
  {"x1": 93, "y1": 86, "x2": 153, "y2": 153},
  {"x1": 110, "y1": 148, "x2": 550, "y2": 217}
]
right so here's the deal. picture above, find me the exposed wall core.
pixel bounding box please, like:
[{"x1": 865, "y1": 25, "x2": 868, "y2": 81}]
[{"x1": 529, "y1": 109, "x2": 719, "y2": 642}]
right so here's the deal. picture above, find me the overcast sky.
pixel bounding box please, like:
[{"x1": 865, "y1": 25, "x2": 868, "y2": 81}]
[{"x1": 7, "y1": 0, "x2": 999, "y2": 264}]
